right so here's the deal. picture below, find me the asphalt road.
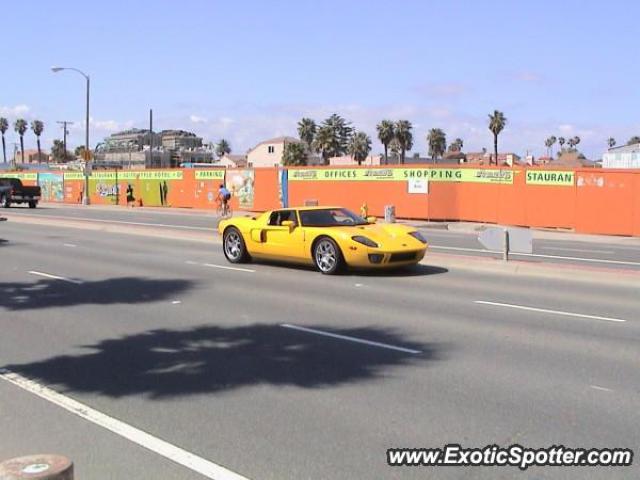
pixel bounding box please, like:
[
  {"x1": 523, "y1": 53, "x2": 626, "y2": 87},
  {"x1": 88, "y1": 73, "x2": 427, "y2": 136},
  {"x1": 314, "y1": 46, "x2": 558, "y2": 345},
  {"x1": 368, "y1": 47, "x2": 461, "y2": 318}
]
[
  {"x1": 4, "y1": 204, "x2": 640, "y2": 270},
  {"x1": 0, "y1": 220, "x2": 638, "y2": 479}
]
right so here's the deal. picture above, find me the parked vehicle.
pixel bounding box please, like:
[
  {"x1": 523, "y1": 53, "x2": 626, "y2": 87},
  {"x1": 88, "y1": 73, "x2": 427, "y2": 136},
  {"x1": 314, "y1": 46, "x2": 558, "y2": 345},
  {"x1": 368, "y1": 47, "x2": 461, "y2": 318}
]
[{"x1": 0, "y1": 178, "x2": 42, "y2": 208}]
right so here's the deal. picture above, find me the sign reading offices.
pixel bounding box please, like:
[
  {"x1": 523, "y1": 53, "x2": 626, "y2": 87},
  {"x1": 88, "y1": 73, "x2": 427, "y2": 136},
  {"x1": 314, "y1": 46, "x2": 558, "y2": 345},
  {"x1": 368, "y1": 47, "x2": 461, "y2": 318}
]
[
  {"x1": 525, "y1": 170, "x2": 574, "y2": 186},
  {"x1": 288, "y1": 168, "x2": 514, "y2": 184}
]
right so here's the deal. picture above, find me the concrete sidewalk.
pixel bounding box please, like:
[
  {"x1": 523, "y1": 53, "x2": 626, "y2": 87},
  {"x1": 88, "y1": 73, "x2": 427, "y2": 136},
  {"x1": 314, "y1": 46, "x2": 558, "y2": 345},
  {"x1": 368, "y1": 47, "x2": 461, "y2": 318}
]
[{"x1": 40, "y1": 202, "x2": 640, "y2": 246}]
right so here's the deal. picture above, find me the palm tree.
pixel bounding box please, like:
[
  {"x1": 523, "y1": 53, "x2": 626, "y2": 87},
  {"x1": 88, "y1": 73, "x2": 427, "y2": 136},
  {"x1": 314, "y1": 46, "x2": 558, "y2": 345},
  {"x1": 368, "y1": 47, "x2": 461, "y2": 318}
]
[
  {"x1": 573, "y1": 136, "x2": 581, "y2": 150},
  {"x1": 31, "y1": 120, "x2": 44, "y2": 163},
  {"x1": 549, "y1": 136, "x2": 557, "y2": 157},
  {"x1": 313, "y1": 125, "x2": 334, "y2": 165},
  {"x1": 297, "y1": 118, "x2": 316, "y2": 152},
  {"x1": 348, "y1": 131, "x2": 372, "y2": 165},
  {"x1": 282, "y1": 142, "x2": 308, "y2": 166},
  {"x1": 0, "y1": 117, "x2": 8, "y2": 164},
  {"x1": 14, "y1": 119, "x2": 28, "y2": 163},
  {"x1": 544, "y1": 137, "x2": 553, "y2": 157},
  {"x1": 567, "y1": 137, "x2": 576, "y2": 150},
  {"x1": 322, "y1": 114, "x2": 353, "y2": 158},
  {"x1": 488, "y1": 110, "x2": 507, "y2": 165},
  {"x1": 376, "y1": 120, "x2": 395, "y2": 165},
  {"x1": 215, "y1": 139, "x2": 231, "y2": 158},
  {"x1": 394, "y1": 120, "x2": 413, "y2": 164},
  {"x1": 558, "y1": 136, "x2": 566, "y2": 153},
  {"x1": 427, "y1": 128, "x2": 447, "y2": 162},
  {"x1": 607, "y1": 137, "x2": 616, "y2": 148},
  {"x1": 627, "y1": 136, "x2": 640, "y2": 145}
]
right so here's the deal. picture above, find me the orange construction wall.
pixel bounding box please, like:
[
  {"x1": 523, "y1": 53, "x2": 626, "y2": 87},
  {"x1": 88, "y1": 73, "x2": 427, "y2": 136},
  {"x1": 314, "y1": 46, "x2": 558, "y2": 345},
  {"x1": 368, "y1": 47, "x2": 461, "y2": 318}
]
[
  {"x1": 23, "y1": 166, "x2": 640, "y2": 237},
  {"x1": 575, "y1": 170, "x2": 636, "y2": 236}
]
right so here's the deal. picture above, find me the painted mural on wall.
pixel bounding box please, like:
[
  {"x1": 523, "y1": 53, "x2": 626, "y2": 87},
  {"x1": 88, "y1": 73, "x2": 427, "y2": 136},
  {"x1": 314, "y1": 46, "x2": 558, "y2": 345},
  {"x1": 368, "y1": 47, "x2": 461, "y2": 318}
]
[
  {"x1": 38, "y1": 172, "x2": 64, "y2": 202},
  {"x1": 226, "y1": 169, "x2": 255, "y2": 209}
]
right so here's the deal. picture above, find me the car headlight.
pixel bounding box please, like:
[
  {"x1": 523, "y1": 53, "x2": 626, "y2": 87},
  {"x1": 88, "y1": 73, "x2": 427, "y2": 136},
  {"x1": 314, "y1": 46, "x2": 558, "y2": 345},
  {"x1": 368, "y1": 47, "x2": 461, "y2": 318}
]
[
  {"x1": 351, "y1": 235, "x2": 379, "y2": 248},
  {"x1": 408, "y1": 231, "x2": 427, "y2": 244}
]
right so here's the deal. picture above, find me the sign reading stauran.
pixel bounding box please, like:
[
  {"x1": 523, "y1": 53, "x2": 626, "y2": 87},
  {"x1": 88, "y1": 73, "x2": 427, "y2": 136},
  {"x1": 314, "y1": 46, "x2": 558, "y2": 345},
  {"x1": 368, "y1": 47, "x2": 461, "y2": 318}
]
[
  {"x1": 287, "y1": 168, "x2": 514, "y2": 184},
  {"x1": 526, "y1": 171, "x2": 574, "y2": 186}
]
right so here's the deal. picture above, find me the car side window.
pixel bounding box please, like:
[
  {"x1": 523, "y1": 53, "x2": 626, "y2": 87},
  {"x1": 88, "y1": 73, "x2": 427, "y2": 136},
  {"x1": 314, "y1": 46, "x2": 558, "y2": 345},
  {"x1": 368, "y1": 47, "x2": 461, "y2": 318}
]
[{"x1": 268, "y1": 210, "x2": 298, "y2": 226}]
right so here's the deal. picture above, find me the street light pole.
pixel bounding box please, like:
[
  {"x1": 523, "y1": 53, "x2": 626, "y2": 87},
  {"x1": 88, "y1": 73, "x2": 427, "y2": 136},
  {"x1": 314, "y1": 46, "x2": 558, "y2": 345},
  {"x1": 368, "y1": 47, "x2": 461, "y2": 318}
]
[{"x1": 51, "y1": 66, "x2": 91, "y2": 205}]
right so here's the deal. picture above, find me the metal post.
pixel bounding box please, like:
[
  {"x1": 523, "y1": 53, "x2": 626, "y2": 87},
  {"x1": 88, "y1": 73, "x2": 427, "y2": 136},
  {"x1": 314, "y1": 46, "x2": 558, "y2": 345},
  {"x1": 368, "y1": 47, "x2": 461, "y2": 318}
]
[
  {"x1": 503, "y1": 228, "x2": 509, "y2": 261},
  {"x1": 83, "y1": 75, "x2": 91, "y2": 205}
]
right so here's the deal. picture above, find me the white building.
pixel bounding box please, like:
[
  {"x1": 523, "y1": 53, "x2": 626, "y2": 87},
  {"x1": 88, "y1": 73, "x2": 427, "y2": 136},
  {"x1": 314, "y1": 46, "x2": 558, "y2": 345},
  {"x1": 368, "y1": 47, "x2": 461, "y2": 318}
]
[{"x1": 602, "y1": 143, "x2": 640, "y2": 169}]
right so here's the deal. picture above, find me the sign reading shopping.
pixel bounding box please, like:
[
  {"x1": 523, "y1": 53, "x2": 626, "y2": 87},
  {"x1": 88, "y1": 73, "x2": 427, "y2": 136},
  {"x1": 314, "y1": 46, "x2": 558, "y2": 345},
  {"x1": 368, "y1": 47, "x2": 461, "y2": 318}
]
[{"x1": 288, "y1": 167, "x2": 514, "y2": 184}]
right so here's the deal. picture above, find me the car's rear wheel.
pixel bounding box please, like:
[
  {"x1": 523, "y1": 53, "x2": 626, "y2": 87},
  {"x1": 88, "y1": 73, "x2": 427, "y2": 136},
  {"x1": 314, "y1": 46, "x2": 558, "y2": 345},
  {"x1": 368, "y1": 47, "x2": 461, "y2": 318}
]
[
  {"x1": 223, "y1": 227, "x2": 250, "y2": 263},
  {"x1": 2, "y1": 195, "x2": 10, "y2": 208},
  {"x1": 28, "y1": 201, "x2": 37, "y2": 208},
  {"x1": 314, "y1": 237, "x2": 344, "y2": 275}
]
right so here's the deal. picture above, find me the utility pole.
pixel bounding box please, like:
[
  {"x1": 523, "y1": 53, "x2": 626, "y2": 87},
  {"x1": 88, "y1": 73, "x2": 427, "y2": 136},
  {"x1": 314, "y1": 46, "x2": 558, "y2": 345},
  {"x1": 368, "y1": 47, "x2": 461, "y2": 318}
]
[
  {"x1": 149, "y1": 109, "x2": 153, "y2": 168},
  {"x1": 57, "y1": 121, "x2": 74, "y2": 158}
]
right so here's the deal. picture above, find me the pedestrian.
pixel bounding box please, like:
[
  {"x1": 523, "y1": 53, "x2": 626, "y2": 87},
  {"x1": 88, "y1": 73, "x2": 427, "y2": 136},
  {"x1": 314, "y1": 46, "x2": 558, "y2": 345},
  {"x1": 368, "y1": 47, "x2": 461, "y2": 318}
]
[{"x1": 126, "y1": 184, "x2": 135, "y2": 207}]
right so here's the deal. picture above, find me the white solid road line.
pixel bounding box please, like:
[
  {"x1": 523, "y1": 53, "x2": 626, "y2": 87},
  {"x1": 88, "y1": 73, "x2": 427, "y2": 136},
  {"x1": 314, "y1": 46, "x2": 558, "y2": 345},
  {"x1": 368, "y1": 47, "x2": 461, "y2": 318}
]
[
  {"x1": 474, "y1": 301, "x2": 627, "y2": 323},
  {"x1": 28, "y1": 270, "x2": 83, "y2": 284},
  {"x1": 19, "y1": 214, "x2": 214, "y2": 231},
  {"x1": 0, "y1": 369, "x2": 251, "y2": 480},
  {"x1": 590, "y1": 385, "x2": 613, "y2": 392},
  {"x1": 540, "y1": 246, "x2": 615, "y2": 254},
  {"x1": 280, "y1": 324, "x2": 422, "y2": 354},
  {"x1": 203, "y1": 263, "x2": 256, "y2": 273},
  {"x1": 185, "y1": 260, "x2": 256, "y2": 273},
  {"x1": 431, "y1": 245, "x2": 640, "y2": 266},
  {"x1": 62, "y1": 243, "x2": 77, "y2": 248}
]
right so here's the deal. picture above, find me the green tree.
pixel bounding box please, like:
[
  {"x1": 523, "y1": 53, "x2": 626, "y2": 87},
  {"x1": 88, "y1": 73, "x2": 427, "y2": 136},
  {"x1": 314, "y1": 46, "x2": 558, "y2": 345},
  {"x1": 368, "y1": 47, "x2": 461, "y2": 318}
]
[
  {"x1": 348, "y1": 131, "x2": 372, "y2": 165},
  {"x1": 297, "y1": 118, "x2": 316, "y2": 151},
  {"x1": 488, "y1": 110, "x2": 506, "y2": 165},
  {"x1": 215, "y1": 138, "x2": 231, "y2": 158},
  {"x1": 427, "y1": 128, "x2": 447, "y2": 162},
  {"x1": 319, "y1": 114, "x2": 353, "y2": 160},
  {"x1": 281, "y1": 142, "x2": 308, "y2": 166},
  {"x1": 31, "y1": 120, "x2": 44, "y2": 163},
  {"x1": 0, "y1": 117, "x2": 8, "y2": 164},
  {"x1": 388, "y1": 138, "x2": 401, "y2": 162},
  {"x1": 394, "y1": 120, "x2": 413, "y2": 164},
  {"x1": 567, "y1": 137, "x2": 576, "y2": 150},
  {"x1": 573, "y1": 136, "x2": 581, "y2": 150},
  {"x1": 312, "y1": 125, "x2": 333, "y2": 165},
  {"x1": 544, "y1": 137, "x2": 554, "y2": 157},
  {"x1": 14, "y1": 119, "x2": 28, "y2": 163},
  {"x1": 627, "y1": 136, "x2": 640, "y2": 145},
  {"x1": 51, "y1": 140, "x2": 70, "y2": 162},
  {"x1": 376, "y1": 120, "x2": 395, "y2": 165},
  {"x1": 448, "y1": 137, "x2": 463, "y2": 152},
  {"x1": 607, "y1": 137, "x2": 616, "y2": 148},
  {"x1": 74, "y1": 145, "x2": 93, "y2": 160}
]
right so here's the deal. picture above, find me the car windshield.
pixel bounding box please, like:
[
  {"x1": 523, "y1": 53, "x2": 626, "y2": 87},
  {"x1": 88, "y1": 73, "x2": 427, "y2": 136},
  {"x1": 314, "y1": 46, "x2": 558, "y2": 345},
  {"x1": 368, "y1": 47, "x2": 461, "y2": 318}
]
[{"x1": 299, "y1": 208, "x2": 368, "y2": 227}]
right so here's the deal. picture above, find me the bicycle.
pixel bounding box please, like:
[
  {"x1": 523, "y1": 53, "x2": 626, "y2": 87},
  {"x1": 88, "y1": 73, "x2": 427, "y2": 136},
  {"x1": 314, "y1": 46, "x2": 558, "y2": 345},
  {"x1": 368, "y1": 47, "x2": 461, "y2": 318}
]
[{"x1": 216, "y1": 199, "x2": 232, "y2": 219}]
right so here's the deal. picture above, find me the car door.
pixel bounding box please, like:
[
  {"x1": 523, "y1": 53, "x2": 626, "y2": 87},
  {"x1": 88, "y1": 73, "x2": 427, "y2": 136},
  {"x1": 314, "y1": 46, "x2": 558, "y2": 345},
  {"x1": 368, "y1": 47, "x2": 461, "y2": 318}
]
[{"x1": 260, "y1": 210, "x2": 306, "y2": 261}]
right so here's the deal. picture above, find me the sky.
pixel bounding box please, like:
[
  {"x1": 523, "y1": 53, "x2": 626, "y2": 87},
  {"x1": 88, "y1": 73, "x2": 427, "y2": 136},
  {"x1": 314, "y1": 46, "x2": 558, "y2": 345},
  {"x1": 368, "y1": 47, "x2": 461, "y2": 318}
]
[{"x1": 2, "y1": 0, "x2": 639, "y2": 159}]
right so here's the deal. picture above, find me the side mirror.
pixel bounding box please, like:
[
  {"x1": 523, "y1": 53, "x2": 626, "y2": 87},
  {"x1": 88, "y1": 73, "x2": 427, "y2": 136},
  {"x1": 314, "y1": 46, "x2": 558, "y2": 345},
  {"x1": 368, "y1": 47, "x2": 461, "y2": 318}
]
[
  {"x1": 366, "y1": 216, "x2": 377, "y2": 224},
  {"x1": 281, "y1": 220, "x2": 295, "y2": 231}
]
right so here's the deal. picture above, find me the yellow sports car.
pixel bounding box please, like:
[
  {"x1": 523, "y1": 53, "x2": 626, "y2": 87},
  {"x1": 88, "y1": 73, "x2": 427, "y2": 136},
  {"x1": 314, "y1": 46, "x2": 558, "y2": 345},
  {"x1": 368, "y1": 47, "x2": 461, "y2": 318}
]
[{"x1": 218, "y1": 206, "x2": 428, "y2": 274}]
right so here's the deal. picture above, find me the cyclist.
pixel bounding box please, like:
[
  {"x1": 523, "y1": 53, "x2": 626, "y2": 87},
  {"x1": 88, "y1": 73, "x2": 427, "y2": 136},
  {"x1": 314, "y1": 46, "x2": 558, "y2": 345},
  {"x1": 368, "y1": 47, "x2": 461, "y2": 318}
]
[{"x1": 218, "y1": 184, "x2": 231, "y2": 216}]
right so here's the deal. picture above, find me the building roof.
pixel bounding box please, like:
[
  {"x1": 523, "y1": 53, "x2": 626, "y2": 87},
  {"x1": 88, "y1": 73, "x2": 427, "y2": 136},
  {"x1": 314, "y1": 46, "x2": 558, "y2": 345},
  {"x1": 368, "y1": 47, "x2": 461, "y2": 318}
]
[
  {"x1": 607, "y1": 142, "x2": 640, "y2": 153},
  {"x1": 545, "y1": 151, "x2": 598, "y2": 168},
  {"x1": 249, "y1": 136, "x2": 302, "y2": 150}
]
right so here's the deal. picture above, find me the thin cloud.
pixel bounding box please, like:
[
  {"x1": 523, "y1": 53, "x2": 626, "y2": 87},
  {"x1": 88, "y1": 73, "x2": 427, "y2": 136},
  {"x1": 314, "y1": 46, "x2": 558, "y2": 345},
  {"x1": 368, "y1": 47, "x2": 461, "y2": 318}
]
[
  {"x1": 412, "y1": 82, "x2": 468, "y2": 97},
  {"x1": 0, "y1": 104, "x2": 31, "y2": 117}
]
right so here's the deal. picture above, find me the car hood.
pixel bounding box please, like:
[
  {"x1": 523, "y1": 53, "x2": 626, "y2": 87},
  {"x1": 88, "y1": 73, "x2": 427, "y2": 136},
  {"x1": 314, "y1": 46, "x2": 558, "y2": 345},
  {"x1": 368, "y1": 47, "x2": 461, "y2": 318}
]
[{"x1": 331, "y1": 223, "x2": 424, "y2": 248}]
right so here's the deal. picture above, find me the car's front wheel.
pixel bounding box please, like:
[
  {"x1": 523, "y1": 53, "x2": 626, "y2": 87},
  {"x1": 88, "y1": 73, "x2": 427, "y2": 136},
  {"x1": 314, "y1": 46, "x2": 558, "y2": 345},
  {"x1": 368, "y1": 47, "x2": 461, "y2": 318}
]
[
  {"x1": 223, "y1": 227, "x2": 250, "y2": 263},
  {"x1": 313, "y1": 237, "x2": 344, "y2": 275}
]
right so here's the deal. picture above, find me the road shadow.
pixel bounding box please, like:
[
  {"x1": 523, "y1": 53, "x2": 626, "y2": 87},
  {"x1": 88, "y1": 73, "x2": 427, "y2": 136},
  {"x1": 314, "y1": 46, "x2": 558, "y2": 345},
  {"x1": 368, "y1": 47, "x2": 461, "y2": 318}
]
[
  {"x1": 0, "y1": 277, "x2": 193, "y2": 311},
  {"x1": 4, "y1": 324, "x2": 444, "y2": 399}
]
